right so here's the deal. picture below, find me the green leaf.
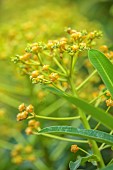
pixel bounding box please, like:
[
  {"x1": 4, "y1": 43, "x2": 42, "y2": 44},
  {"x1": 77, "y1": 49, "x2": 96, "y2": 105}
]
[
  {"x1": 100, "y1": 164, "x2": 113, "y2": 170},
  {"x1": 38, "y1": 126, "x2": 113, "y2": 146},
  {"x1": 88, "y1": 49, "x2": 113, "y2": 98},
  {"x1": 69, "y1": 159, "x2": 81, "y2": 170},
  {"x1": 69, "y1": 155, "x2": 98, "y2": 170},
  {"x1": 46, "y1": 87, "x2": 113, "y2": 130}
]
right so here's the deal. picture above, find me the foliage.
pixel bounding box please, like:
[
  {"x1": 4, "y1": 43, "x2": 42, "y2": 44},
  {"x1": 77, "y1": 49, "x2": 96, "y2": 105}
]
[{"x1": 0, "y1": 0, "x2": 113, "y2": 170}]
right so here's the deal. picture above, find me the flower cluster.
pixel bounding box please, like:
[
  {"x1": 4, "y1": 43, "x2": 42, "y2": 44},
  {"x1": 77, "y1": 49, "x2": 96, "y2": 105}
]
[
  {"x1": 12, "y1": 28, "x2": 102, "y2": 89},
  {"x1": 11, "y1": 144, "x2": 36, "y2": 164},
  {"x1": 25, "y1": 119, "x2": 40, "y2": 135},
  {"x1": 106, "y1": 99, "x2": 113, "y2": 107},
  {"x1": 105, "y1": 91, "x2": 113, "y2": 107},
  {"x1": 17, "y1": 103, "x2": 34, "y2": 121},
  {"x1": 100, "y1": 45, "x2": 113, "y2": 60},
  {"x1": 70, "y1": 144, "x2": 79, "y2": 153},
  {"x1": 17, "y1": 103, "x2": 40, "y2": 134}
]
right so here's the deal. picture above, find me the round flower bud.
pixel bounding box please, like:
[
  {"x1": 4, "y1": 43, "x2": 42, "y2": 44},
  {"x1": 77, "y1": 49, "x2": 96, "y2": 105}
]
[
  {"x1": 26, "y1": 104, "x2": 34, "y2": 113},
  {"x1": 31, "y1": 70, "x2": 39, "y2": 78},
  {"x1": 34, "y1": 121, "x2": 40, "y2": 128},
  {"x1": 25, "y1": 127, "x2": 33, "y2": 135},
  {"x1": 100, "y1": 45, "x2": 108, "y2": 53},
  {"x1": 12, "y1": 155, "x2": 23, "y2": 164},
  {"x1": 17, "y1": 113, "x2": 23, "y2": 121},
  {"x1": 106, "y1": 91, "x2": 111, "y2": 97},
  {"x1": 24, "y1": 145, "x2": 33, "y2": 153},
  {"x1": 27, "y1": 154, "x2": 36, "y2": 162},
  {"x1": 32, "y1": 45, "x2": 39, "y2": 52},
  {"x1": 28, "y1": 119, "x2": 36, "y2": 127},
  {"x1": 21, "y1": 111, "x2": 28, "y2": 119},
  {"x1": 20, "y1": 53, "x2": 31, "y2": 61},
  {"x1": 42, "y1": 65, "x2": 49, "y2": 71},
  {"x1": 18, "y1": 103, "x2": 26, "y2": 112},
  {"x1": 71, "y1": 45, "x2": 79, "y2": 52},
  {"x1": 70, "y1": 144, "x2": 79, "y2": 153},
  {"x1": 49, "y1": 73, "x2": 59, "y2": 82}
]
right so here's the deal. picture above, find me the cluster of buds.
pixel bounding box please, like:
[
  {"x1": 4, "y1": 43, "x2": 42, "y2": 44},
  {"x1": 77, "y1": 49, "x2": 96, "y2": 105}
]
[
  {"x1": 106, "y1": 91, "x2": 111, "y2": 97},
  {"x1": 105, "y1": 90, "x2": 113, "y2": 107},
  {"x1": 100, "y1": 45, "x2": 113, "y2": 60},
  {"x1": 106, "y1": 99, "x2": 113, "y2": 107},
  {"x1": 49, "y1": 72, "x2": 59, "y2": 82},
  {"x1": 30, "y1": 68, "x2": 59, "y2": 84},
  {"x1": 20, "y1": 53, "x2": 31, "y2": 61},
  {"x1": 25, "y1": 42, "x2": 46, "y2": 54},
  {"x1": 70, "y1": 144, "x2": 79, "y2": 153},
  {"x1": 25, "y1": 119, "x2": 40, "y2": 135},
  {"x1": 17, "y1": 103, "x2": 34, "y2": 121},
  {"x1": 11, "y1": 144, "x2": 36, "y2": 164},
  {"x1": 23, "y1": 28, "x2": 102, "y2": 58},
  {"x1": 12, "y1": 28, "x2": 103, "y2": 88},
  {"x1": 66, "y1": 28, "x2": 102, "y2": 49}
]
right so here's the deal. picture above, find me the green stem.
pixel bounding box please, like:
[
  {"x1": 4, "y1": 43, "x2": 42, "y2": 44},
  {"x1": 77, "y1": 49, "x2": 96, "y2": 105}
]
[
  {"x1": 107, "y1": 158, "x2": 113, "y2": 166},
  {"x1": 53, "y1": 57, "x2": 67, "y2": 75},
  {"x1": 79, "y1": 147, "x2": 91, "y2": 156},
  {"x1": 89, "y1": 90, "x2": 107, "y2": 104},
  {"x1": 33, "y1": 132, "x2": 88, "y2": 143},
  {"x1": 76, "y1": 70, "x2": 97, "y2": 91},
  {"x1": 49, "y1": 67, "x2": 66, "y2": 77},
  {"x1": 37, "y1": 53, "x2": 43, "y2": 65},
  {"x1": 94, "y1": 106, "x2": 110, "y2": 130},
  {"x1": 28, "y1": 115, "x2": 80, "y2": 121},
  {"x1": 99, "y1": 130, "x2": 113, "y2": 151},
  {"x1": 68, "y1": 55, "x2": 105, "y2": 168},
  {"x1": 99, "y1": 145, "x2": 110, "y2": 151},
  {"x1": 76, "y1": 101, "x2": 104, "y2": 168}
]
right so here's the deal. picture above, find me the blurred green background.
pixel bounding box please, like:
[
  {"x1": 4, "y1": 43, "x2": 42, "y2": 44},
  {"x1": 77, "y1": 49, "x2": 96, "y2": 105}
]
[{"x1": 0, "y1": 0, "x2": 113, "y2": 170}]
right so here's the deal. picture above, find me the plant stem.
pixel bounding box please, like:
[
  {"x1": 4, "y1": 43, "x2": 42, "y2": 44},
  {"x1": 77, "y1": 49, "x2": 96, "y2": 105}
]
[
  {"x1": 33, "y1": 132, "x2": 88, "y2": 143},
  {"x1": 99, "y1": 130, "x2": 113, "y2": 151},
  {"x1": 28, "y1": 115, "x2": 80, "y2": 121},
  {"x1": 76, "y1": 70, "x2": 97, "y2": 91},
  {"x1": 79, "y1": 147, "x2": 91, "y2": 156},
  {"x1": 94, "y1": 106, "x2": 110, "y2": 130},
  {"x1": 53, "y1": 57, "x2": 67, "y2": 75},
  {"x1": 68, "y1": 54, "x2": 105, "y2": 168},
  {"x1": 49, "y1": 67, "x2": 66, "y2": 77}
]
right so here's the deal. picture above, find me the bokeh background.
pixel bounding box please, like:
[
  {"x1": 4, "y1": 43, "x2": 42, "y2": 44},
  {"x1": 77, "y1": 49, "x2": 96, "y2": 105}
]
[{"x1": 0, "y1": 0, "x2": 113, "y2": 170}]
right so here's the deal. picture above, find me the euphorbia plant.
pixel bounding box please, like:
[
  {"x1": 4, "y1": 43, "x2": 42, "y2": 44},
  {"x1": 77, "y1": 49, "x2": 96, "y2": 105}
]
[{"x1": 13, "y1": 28, "x2": 113, "y2": 170}]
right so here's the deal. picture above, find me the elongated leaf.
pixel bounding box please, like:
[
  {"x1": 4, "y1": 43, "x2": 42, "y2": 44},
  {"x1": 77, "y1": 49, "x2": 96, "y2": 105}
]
[
  {"x1": 69, "y1": 155, "x2": 98, "y2": 170},
  {"x1": 88, "y1": 49, "x2": 113, "y2": 98},
  {"x1": 38, "y1": 126, "x2": 113, "y2": 146},
  {"x1": 100, "y1": 164, "x2": 113, "y2": 170},
  {"x1": 46, "y1": 87, "x2": 113, "y2": 130}
]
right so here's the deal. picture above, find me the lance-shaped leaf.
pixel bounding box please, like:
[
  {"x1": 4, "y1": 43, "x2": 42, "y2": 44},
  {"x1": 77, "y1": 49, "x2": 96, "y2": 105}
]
[
  {"x1": 46, "y1": 87, "x2": 113, "y2": 130},
  {"x1": 88, "y1": 49, "x2": 113, "y2": 98},
  {"x1": 38, "y1": 126, "x2": 113, "y2": 146}
]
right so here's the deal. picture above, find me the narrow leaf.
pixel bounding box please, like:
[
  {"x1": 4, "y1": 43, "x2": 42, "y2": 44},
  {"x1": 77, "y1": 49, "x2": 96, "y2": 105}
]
[
  {"x1": 88, "y1": 49, "x2": 113, "y2": 98},
  {"x1": 46, "y1": 87, "x2": 113, "y2": 130},
  {"x1": 38, "y1": 126, "x2": 113, "y2": 146}
]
